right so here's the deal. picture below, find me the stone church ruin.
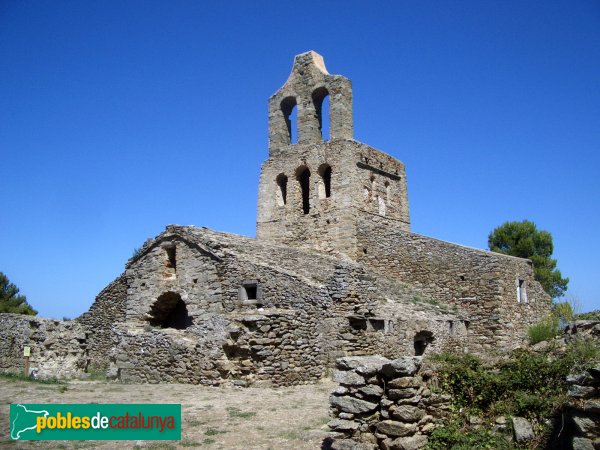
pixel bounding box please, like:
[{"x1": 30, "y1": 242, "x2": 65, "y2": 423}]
[{"x1": 0, "y1": 51, "x2": 551, "y2": 386}]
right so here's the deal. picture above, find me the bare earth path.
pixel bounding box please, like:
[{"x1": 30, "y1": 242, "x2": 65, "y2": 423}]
[{"x1": 0, "y1": 378, "x2": 335, "y2": 449}]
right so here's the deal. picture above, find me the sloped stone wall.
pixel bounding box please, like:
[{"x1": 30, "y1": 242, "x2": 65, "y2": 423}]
[
  {"x1": 77, "y1": 274, "x2": 127, "y2": 370},
  {"x1": 328, "y1": 355, "x2": 451, "y2": 449}
]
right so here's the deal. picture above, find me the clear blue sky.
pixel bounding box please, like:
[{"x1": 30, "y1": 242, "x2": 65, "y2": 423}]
[{"x1": 1, "y1": 1, "x2": 599, "y2": 318}]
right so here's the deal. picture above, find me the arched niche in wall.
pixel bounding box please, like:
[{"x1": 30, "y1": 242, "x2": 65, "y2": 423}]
[{"x1": 147, "y1": 292, "x2": 193, "y2": 330}]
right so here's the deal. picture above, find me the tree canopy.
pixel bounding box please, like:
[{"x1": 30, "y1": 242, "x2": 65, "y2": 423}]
[
  {"x1": 0, "y1": 272, "x2": 37, "y2": 315},
  {"x1": 488, "y1": 220, "x2": 569, "y2": 299}
]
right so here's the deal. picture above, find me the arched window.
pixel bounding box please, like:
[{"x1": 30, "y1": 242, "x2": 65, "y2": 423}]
[
  {"x1": 296, "y1": 166, "x2": 311, "y2": 214},
  {"x1": 312, "y1": 87, "x2": 330, "y2": 141},
  {"x1": 148, "y1": 292, "x2": 193, "y2": 330},
  {"x1": 276, "y1": 173, "x2": 288, "y2": 206},
  {"x1": 318, "y1": 164, "x2": 332, "y2": 198},
  {"x1": 281, "y1": 97, "x2": 297, "y2": 144}
]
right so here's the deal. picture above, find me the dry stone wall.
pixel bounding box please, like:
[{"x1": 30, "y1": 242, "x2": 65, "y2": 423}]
[
  {"x1": 564, "y1": 365, "x2": 600, "y2": 450},
  {"x1": 0, "y1": 314, "x2": 87, "y2": 379},
  {"x1": 328, "y1": 355, "x2": 451, "y2": 450}
]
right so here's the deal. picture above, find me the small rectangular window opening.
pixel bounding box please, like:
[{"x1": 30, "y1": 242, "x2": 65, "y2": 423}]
[
  {"x1": 348, "y1": 317, "x2": 367, "y2": 331},
  {"x1": 448, "y1": 320, "x2": 454, "y2": 335},
  {"x1": 517, "y1": 279, "x2": 528, "y2": 303},
  {"x1": 165, "y1": 246, "x2": 176, "y2": 270},
  {"x1": 244, "y1": 284, "x2": 257, "y2": 300},
  {"x1": 239, "y1": 280, "x2": 261, "y2": 305}
]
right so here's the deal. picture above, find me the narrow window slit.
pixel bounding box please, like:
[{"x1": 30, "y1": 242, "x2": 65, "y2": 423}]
[
  {"x1": 281, "y1": 97, "x2": 298, "y2": 144},
  {"x1": 276, "y1": 173, "x2": 288, "y2": 206},
  {"x1": 296, "y1": 166, "x2": 311, "y2": 214}
]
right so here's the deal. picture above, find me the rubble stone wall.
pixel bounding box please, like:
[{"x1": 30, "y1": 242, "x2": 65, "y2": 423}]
[
  {"x1": 356, "y1": 213, "x2": 551, "y2": 351},
  {"x1": 77, "y1": 274, "x2": 127, "y2": 370},
  {"x1": 0, "y1": 314, "x2": 87, "y2": 379},
  {"x1": 105, "y1": 227, "x2": 467, "y2": 386}
]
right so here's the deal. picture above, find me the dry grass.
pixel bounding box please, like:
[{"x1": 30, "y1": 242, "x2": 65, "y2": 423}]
[{"x1": 0, "y1": 377, "x2": 334, "y2": 449}]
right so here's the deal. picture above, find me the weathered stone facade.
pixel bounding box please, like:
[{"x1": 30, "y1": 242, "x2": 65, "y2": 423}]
[
  {"x1": 0, "y1": 51, "x2": 550, "y2": 384},
  {"x1": 258, "y1": 52, "x2": 409, "y2": 257},
  {"x1": 106, "y1": 226, "x2": 463, "y2": 386}
]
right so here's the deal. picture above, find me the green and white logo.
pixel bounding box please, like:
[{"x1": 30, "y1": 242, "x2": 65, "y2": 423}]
[{"x1": 10, "y1": 403, "x2": 181, "y2": 441}]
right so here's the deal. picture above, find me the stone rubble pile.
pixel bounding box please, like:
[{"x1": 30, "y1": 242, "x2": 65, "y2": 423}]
[{"x1": 328, "y1": 355, "x2": 451, "y2": 450}]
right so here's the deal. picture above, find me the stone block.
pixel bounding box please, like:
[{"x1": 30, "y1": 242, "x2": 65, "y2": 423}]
[
  {"x1": 336, "y1": 355, "x2": 390, "y2": 371},
  {"x1": 389, "y1": 405, "x2": 424, "y2": 422},
  {"x1": 573, "y1": 413, "x2": 600, "y2": 437},
  {"x1": 571, "y1": 437, "x2": 594, "y2": 450},
  {"x1": 512, "y1": 416, "x2": 534, "y2": 443},
  {"x1": 330, "y1": 438, "x2": 376, "y2": 450},
  {"x1": 381, "y1": 358, "x2": 422, "y2": 378},
  {"x1": 358, "y1": 385, "x2": 384, "y2": 397},
  {"x1": 569, "y1": 385, "x2": 597, "y2": 399},
  {"x1": 388, "y1": 377, "x2": 420, "y2": 389},
  {"x1": 334, "y1": 370, "x2": 366, "y2": 386},
  {"x1": 328, "y1": 419, "x2": 360, "y2": 431},
  {"x1": 330, "y1": 395, "x2": 378, "y2": 414},
  {"x1": 376, "y1": 420, "x2": 417, "y2": 437},
  {"x1": 388, "y1": 388, "x2": 419, "y2": 400},
  {"x1": 388, "y1": 434, "x2": 428, "y2": 450}
]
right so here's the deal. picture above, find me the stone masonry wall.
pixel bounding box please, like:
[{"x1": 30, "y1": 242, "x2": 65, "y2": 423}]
[
  {"x1": 77, "y1": 273, "x2": 127, "y2": 370},
  {"x1": 112, "y1": 226, "x2": 337, "y2": 385},
  {"x1": 328, "y1": 355, "x2": 451, "y2": 450},
  {"x1": 257, "y1": 139, "x2": 410, "y2": 259},
  {"x1": 108, "y1": 226, "x2": 466, "y2": 386},
  {"x1": 258, "y1": 51, "x2": 409, "y2": 259},
  {"x1": 257, "y1": 139, "x2": 361, "y2": 257},
  {"x1": 356, "y1": 213, "x2": 552, "y2": 352},
  {"x1": 0, "y1": 314, "x2": 87, "y2": 379}
]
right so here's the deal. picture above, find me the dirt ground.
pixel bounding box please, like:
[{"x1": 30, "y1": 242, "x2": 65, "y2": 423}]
[{"x1": 0, "y1": 377, "x2": 335, "y2": 449}]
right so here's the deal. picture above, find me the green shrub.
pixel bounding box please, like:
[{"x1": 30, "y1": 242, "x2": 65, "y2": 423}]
[
  {"x1": 560, "y1": 338, "x2": 600, "y2": 374},
  {"x1": 427, "y1": 420, "x2": 512, "y2": 449},
  {"x1": 432, "y1": 353, "x2": 506, "y2": 412},
  {"x1": 433, "y1": 345, "x2": 599, "y2": 420},
  {"x1": 432, "y1": 342, "x2": 600, "y2": 449},
  {"x1": 528, "y1": 317, "x2": 559, "y2": 344}
]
